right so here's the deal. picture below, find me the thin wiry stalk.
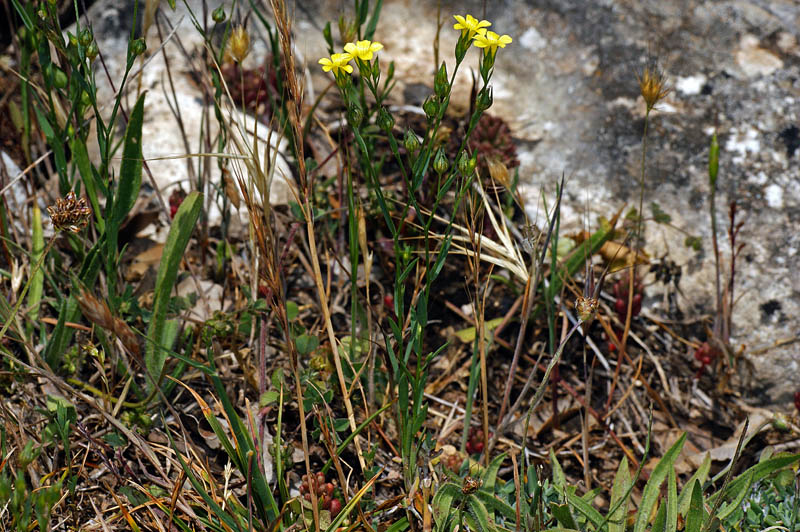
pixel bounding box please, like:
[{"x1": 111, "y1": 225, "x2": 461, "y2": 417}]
[
  {"x1": 621, "y1": 107, "x2": 650, "y2": 357},
  {"x1": 268, "y1": 4, "x2": 366, "y2": 523},
  {"x1": 493, "y1": 177, "x2": 563, "y2": 451}
]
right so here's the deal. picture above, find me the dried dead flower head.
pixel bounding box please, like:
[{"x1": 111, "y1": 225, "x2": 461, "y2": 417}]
[
  {"x1": 230, "y1": 26, "x2": 250, "y2": 63},
  {"x1": 575, "y1": 296, "x2": 599, "y2": 324},
  {"x1": 461, "y1": 476, "x2": 483, "y2": 495},
  {"x1": 637, "y1": 60, "x2": 670, "y2": 112},
  {"x1": 47, "y1": 191, "x2": 92, "y2": 233}
]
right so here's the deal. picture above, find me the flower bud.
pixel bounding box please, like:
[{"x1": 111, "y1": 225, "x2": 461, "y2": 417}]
[
  {"x1": 79, "y1": 28, "x2": 93, "y2": 47},
  {"x1": 130, "y1": 37, "x2": 147, "y2": 57},
  {"x1": 212, "y1": 6, "x2": 226, "y2": 23},
  {"x1": 377, "y1": 106, "x2": 394, "y2": 133},
  {"x1": 86, "y1": 41, "x2": 99, "y2": 61},
  {"x1": 457, "y1": 151, "x2": 476, "y2": 176},
  {"x1": 480, "y1": 50, "x2": 495, "y2": 80},
  {"x1": 372, "y1": 57, "x2": 381, "y2": 81},
  {"x1": 708, "y1": 132, "x2": 719, "y2": 189},
  {"x1": 455, "y1": 36, "x2": 469, "y2": 63},
  {"x1": 433, "y1": 148, "x2": 448, "y2": 175},
  {"x1": 404, "y1": 130, "x2": 420, "y2": 152},
  {"x1": 422, "y1": 96, "x2": 438, "y2": 120},
  {"x1": 434, "y1": 62, "x2": 449, "y2": 99},
  {"x1": 400, "y1": 245, "x2": 413, "y2": 265},
  {"x1": 230, "y1": 26, "x2": 250, "y2": 63},
  {"x1": 347, "y1": 104, "x2": 363, "y2": 128},
  {"x1": 476, "y1": 86, "x2": 493, "y2": 112}
]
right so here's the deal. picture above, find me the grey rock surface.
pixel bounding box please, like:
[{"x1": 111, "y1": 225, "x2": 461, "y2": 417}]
[{"x1": 79, "y1": 0, "x2": 294, "y2": 232}]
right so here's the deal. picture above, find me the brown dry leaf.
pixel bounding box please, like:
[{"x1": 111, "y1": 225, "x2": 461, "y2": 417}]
[
  {"x1": 126, "y1": 243, "x2": 165, "y2": 281},
  {"x1": 573, "y1": 232, "x2": 650, "y2": 270},
  {"x1": 486, "y1": 157, "x2": 512, "y2": 190},
  {"x1": 683, "y1": 411, "x2": 771, "y2": 470},
  {"x1": 223, "y1": 168, "x2": 241, "y2": 209}
]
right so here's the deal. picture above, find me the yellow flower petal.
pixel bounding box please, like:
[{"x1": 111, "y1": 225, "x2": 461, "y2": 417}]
[
  {"x1": 453, "y1": 14, "x2": 491, "y2": 38},
  {"x1": 344, "y1": 40, "x2": 383, "y2": 61}
]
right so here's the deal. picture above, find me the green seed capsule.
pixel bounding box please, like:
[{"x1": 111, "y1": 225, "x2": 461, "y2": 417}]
[
  {"x1": 433, "y1": 148, "x2": 448, "y2": 175},
  {"x1": 212, "y1": 6, "x2": 225, "y2": 23},
  {"x1": 377, "y1": 106, "x2": 394, "y2": 132},
  {"x1": 79, "y1": 28, "x2": 93, "y2": 47},
  {"x1": 404, "y1": 130, "x2": 420, "y2": 152},
  {"x1": 52, "y1": 67, "x2": 68, "y2": 89}
]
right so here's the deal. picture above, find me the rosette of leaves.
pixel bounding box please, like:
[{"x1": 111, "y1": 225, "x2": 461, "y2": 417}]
[
  {"x1": 220, "y1": 61, "x2": 278, "y2": 114},
  {"x1": 467, "y1": 113, "x2": 519, "y2": 189},
  {"x1": 432, "y1": 454, "x2": 518, "y2": 532}
]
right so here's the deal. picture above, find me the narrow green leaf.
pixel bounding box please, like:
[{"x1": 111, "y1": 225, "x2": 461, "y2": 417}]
[
  {"x1": 208, "y1": 363, "x2": 278, "y2": 523},
  {"x1": 45, "y1": 244, "x2": 102, "y2": 365},
  {"x1": 467, "y1": 494, "x2": 495, "y2": 532},
  {"x1": 550, "y1": 447, "x2": 566, "y2": 494},
  {"x1": 709, "y1": 453, "x2": 800, "y2": 504},
  {"x1": 111, "y1": 92, "x2": 146, "y2": 233},
  {"x1": 482, "y1": 453, "x2": 506, "y2": 491},
  {"x1": 652, "y1": 501, "x2": 666, "y2": 532},
  {"x1": 163, "y1": 419, "x2": 245, "y2": 532},
  {"x1": 70, "y1": 139, "x2": 104, "y2": 232},
  {"x1": 325, "y1": 469, "x2": 382, "y2": 532},
  {"x1": 321, "y1": 401, "x2": 392, "y2": 474},
  {"x1": 145, "y1": 191, "x2": 202, "y2": 391},
  {"x1": 26, "y1": 205, "x2": 44, "y2": 323},
  {"x1": 542, "y1": 215, "x2": 618, "y2": 306},
  {"x1": 715, "y1": 470, "x2": 754, "y2": 521},
  {"x1": 609, "y1": 456, "x2": 631, "y2": 532},
  {"x1": 666, "y1": 466, "x2": 678, "y2": 532},
  {"x1": 432, "y1": 482, "x2": 461, "y2": 530},
  {"x1": 685, "y1": 480, "x2": 704, "y2": 532},
  {"x1": 363, "y1": 0, "x2": 383, "y2": 40},
  {"x1": 10, "y1": 0, "x2": 34, "y2": 30},
  {"x1": 473, "y1": 490, "x2": 517, "y2": 522},
  {"x1": 550, "y1": 503, "x2": 577, "y2": 530},
  {"x1": 633, "y1": 433, "x2": 686, "y2": 532},
  {"x1": 566, "y1": 490, "x2": 604, "y2": 529},
  {"x1": 678, "y1": 453, "x2": 710, "y2": 517}
]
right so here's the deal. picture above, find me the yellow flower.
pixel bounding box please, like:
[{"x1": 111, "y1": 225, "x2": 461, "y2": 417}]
[
  {"x1": 473, "y1": 29, "x2": 512, "y2": 56},
  {"x1": 318, "y1": 53, "x2": 354, "y2": 76},
  {"x1": 343, "y1": 40, "x2": 384, "y2": 61},
  {"x1": 453, "y1": 14, "x2": 491, "y2": 38}
]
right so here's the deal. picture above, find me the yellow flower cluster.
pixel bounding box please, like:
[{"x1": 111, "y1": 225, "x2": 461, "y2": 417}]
[
  {"x1": 453, "y1": 14, "x2": 512, "y2": 56},
  {"x1": 318, "y1": 39, "x2": 384, "y2": 77}
]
